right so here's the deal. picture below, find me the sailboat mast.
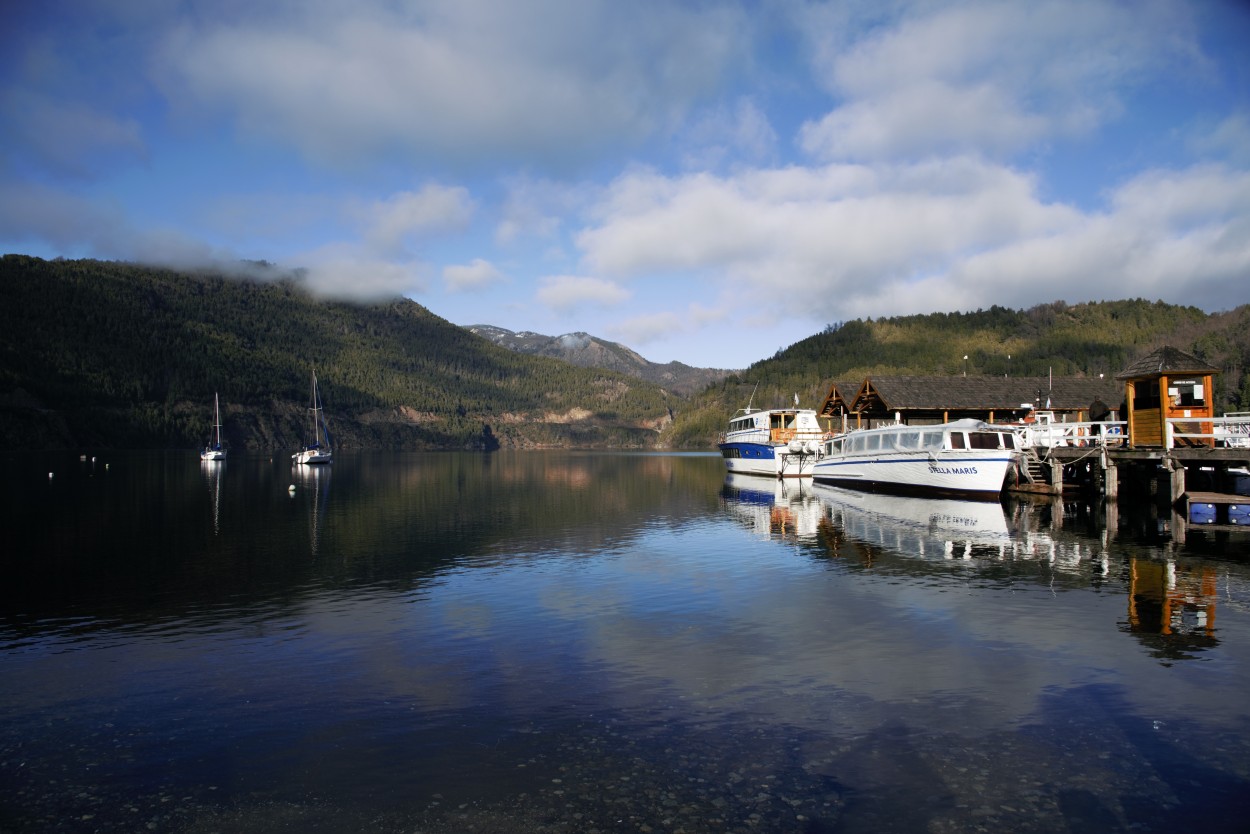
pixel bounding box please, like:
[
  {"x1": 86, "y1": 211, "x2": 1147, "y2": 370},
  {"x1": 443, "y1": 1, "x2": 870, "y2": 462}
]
[{"x1": 311, "y1": 369, "x2": 320, "y2": 446}]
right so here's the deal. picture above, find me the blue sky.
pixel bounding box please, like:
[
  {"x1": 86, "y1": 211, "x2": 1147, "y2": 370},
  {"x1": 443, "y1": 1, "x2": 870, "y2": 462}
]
[{"x1": 2, "y1": 0, "x2": 1249, "y2": 370}]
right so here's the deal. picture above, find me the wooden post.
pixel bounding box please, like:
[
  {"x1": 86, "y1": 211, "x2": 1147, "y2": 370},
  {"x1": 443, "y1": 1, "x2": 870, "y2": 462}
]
[
  {"x1": 1050, "y1": 458, "x2": 1064, "y2": 493},
  {"x1": 1169, "y1": 457, "x2": 1186, "y2": 506},
  {"x1": 1102, "y1": 449, "x2": 1118, "y2": 499},
  {"x1": 1125, "y1": 380, "x2": 1136, "y2": 447}
]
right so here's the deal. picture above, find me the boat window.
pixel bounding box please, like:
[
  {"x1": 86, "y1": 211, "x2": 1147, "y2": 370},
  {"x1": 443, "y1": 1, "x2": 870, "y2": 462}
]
[
  {"x1": 849, "y1": 435, "x2": 863, "y2": 453},
  {"x1": 865, "y1": 434, "x2": 881, "y2": 451},
  {"x1": 949, "y1": 432, "x2": 966, "y2": 449},
  {"x1": 969, "y1": 432, "x2": 1000, "y2": 450},
  {"x1": 899, "y1": 431, "x2": 920, "y2": 449},
  {"x1": 921, "y1": 431, "x2": 943, "y2": 449}
]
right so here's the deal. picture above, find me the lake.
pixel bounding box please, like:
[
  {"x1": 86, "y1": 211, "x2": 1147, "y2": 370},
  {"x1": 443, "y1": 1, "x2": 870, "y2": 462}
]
[{"x1": 2, "y1": 450, "x2": 1248, "y2": 833}]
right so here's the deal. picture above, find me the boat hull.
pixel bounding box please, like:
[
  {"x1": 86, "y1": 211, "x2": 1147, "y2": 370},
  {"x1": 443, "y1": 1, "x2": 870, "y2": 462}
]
[
  {"x1": 200, "y1": 449, "x2": 226, "y2": 462},
  {"x1": 812, "y1": 450, "x2": 1014, "y2": 499},
  {"x1": 719, "y1": 442, "x2": 818, "y2": 478},
  {"x1": 293, "y1": 450, "x2": 332, "y2": 465}
]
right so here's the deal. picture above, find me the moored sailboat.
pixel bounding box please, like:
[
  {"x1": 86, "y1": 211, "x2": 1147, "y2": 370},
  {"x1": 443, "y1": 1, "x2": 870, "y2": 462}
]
[
  {"x1": 200, "y1": 392, "x2": 226, "y2": 461},
  {"x1": 292, "y1": 369, "x2": 333, "y2": 465}
]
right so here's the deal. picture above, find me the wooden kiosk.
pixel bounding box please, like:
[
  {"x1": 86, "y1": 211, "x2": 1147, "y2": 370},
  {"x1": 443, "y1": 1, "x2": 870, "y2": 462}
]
[{"x1": 1115, "y1": 345, "x2": 1219, "y2": 448}]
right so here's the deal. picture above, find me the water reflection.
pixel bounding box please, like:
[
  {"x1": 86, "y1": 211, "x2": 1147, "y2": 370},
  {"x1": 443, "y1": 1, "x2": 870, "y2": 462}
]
[
  {"x1": 291, "y1": 461, "x2": 331, "y2": 555},
  {"x1": 201, "y1": 458, "x2": 223, "y2": 535},
  {"x1": 1126, "y1": 558, "x2": 1220, "y2": 662},
  {"x1": 801, "y1": 483, "x2": 1245, "y2": 664},
  {"x1": 721, "y1": 473, "x2": 823, "y2": 541},
  {"x1": 812, "y1": 482, "x2": 1013, "y2": 561},
  {"x1": 3, "y1": 452, "x2": 1250, "y2": 833}
]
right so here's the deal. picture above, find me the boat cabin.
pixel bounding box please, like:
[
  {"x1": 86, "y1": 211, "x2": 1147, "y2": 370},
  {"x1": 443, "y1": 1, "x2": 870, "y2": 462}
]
[
  {"x1": 726, "y1": 408, "x2": 822, "y2": 443},
  {"x1": 823, "y1": 420, "x2": 1019, "y2": 457},
  {"x1": 1114, "y1": 345, "x2": 1219, "y2": 448}
]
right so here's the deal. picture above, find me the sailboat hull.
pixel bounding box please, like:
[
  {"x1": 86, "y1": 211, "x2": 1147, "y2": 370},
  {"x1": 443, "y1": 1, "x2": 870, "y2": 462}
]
[{"x1": 293, "y1": 449, "x2": 332, "y2": 465}]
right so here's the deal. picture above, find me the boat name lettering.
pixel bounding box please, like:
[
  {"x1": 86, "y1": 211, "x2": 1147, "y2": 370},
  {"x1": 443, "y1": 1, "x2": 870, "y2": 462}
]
[{"x1": 928, "y1": 464, "x2": 978, "y2": 475}]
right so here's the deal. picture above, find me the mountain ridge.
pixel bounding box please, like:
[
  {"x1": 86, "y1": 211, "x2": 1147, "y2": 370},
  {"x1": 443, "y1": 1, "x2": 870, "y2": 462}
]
[{"x1": 465, "y1": 325, "x2": 736, "y2": 396}]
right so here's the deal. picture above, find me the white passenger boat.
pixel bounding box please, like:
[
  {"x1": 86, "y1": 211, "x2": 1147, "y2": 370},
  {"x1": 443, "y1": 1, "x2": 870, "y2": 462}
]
[
  {"x1": 718, "y1": 406, "x2": 824, "y2": 479},
  {"x1": 292, "y1": 369, "x2": 333, "y2": 465},
  {"x1": 811, "y1": 419, "x2": 1020, "y2": 499}
]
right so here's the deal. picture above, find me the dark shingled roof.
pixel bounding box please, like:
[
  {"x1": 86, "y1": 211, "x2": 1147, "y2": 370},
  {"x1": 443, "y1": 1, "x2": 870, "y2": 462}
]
[
  {"x1": 820, "y1": 375, "x2": 1122, "y2": 417},
  {"x1": 1114, "y1": 345, "x2": 1220, "y2": 380}
]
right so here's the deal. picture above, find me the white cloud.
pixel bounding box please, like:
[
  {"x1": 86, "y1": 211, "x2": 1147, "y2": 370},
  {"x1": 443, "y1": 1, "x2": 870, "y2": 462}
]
[
  {"x1": 610, "y1": 302, "x2": 728, "y2": 348},
  {"x1": 155, "y1": 0, "x2": 748, "y2": 169},
  {"x1": 536, "y1": 275, "x2": 630, "y2": 313},
  {"x1": 294, "y1": 243, "x2": 429, "y2": 299},
  {"x1": 0, "y1": 91, "x2": 147, "y2": 178},
  {"x1": 443, "y1": 258, "x2": 506, "y2": 292},
  {"x1": 682, "y1": 97, "x2": 779, "y2": 169},
  {"x1": 796, "y1": 0, "x2": 1194, "y2": 161},
  {"x1": 611, "y1": 311, "x2": 686, "y2": 347},
  {"x1": 578, "y1": 157, "x2": 1076, "y2": 283},
  {"x1": 572, "y1": 157, "x2": 1250, "y2": 331},
  {"x1": 354, "y1": 185, "x2": 474, "y2": 255},
  {"x1": 1189, "y1": 113, "x2": 1250, "y2": 166}
]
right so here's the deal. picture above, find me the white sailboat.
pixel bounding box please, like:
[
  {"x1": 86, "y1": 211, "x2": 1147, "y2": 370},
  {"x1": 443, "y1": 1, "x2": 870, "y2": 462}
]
[
  {"x1": 200, "y1": 392, "x2": 226, "y2": 461},
  {"x1": 292, "y1": 369, "x2": 333, "y2": 465}
]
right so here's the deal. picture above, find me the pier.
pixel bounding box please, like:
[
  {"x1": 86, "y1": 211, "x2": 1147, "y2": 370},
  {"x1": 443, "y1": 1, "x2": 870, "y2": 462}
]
[{"x1": 1014, "y1": 416, "x2": 1250, "y2": 544}]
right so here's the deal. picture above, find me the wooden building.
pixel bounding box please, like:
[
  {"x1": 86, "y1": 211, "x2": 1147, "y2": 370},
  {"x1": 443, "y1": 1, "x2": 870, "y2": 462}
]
[
  {"x1": 1115, "y1": 345, "x2": 1219, "y2": 448},
  {"x1": 818, "y1": 375, "x2": 1122, "y2": 429}
]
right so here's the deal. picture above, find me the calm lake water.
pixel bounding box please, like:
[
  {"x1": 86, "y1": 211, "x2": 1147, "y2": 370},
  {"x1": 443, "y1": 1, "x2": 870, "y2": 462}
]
[{"x1": 2, "y1": 450, "x2": 1249, "y2": 833}]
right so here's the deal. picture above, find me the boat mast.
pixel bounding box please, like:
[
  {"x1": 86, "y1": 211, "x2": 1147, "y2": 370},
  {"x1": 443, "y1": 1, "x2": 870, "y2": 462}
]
[{"x1": 310, "y1": 369, "x2": 321, "y2": 447}]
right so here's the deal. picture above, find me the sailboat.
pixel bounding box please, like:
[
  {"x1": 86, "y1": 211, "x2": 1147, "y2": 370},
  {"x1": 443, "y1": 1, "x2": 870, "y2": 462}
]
[
  {"x1": 292, "y1": 369, "x2": 333, "y2": 465},
  {"x1": 200, "y1": 392, "x2": 227, "y2": 461}
]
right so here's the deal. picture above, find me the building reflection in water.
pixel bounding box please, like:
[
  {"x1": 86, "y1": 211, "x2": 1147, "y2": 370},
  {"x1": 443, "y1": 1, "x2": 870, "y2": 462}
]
[{"x1": 1126, "y1": 558, "x2": 1219, "y2": 662}]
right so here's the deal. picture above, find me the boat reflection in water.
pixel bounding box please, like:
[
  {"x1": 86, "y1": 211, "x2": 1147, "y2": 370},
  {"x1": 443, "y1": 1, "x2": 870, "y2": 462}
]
[
  {"x1": 811, "y1": 482, "x2": 1237, "y2": 660},
  {"x1": 721, "y1": 473, "x2": 823, "y2": 542},
  {"x1": 200, "y1": 457, "x2": 224, "y2": 535},
  {"x1": 291, "y1": 461, "x2": 332, "y2": 555},
  {"x1": 812, "y1": 481, "x2": 1013, "y2": 561}
]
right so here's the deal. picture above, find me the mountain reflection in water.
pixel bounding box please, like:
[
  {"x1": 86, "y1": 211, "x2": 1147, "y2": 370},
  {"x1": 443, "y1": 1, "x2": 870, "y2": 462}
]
[{"x1": 1, "y1": 451, "x2": 1248, "y2": 833}]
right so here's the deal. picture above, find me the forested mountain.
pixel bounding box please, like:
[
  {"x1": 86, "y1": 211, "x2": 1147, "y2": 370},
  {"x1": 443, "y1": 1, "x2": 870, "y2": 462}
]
[
  {"x1": 466, "y1": 325, "x2": 735, "y2": 395},
  {"x1": 3, "y1": 256, "x2": 1247, "y2": 453},
  {"x1": 0, "y1": 256, "x2": 681, "y2": 451},
  {"x1": 660, "y1": 300, "x2": 1250, "y2": 448}
]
